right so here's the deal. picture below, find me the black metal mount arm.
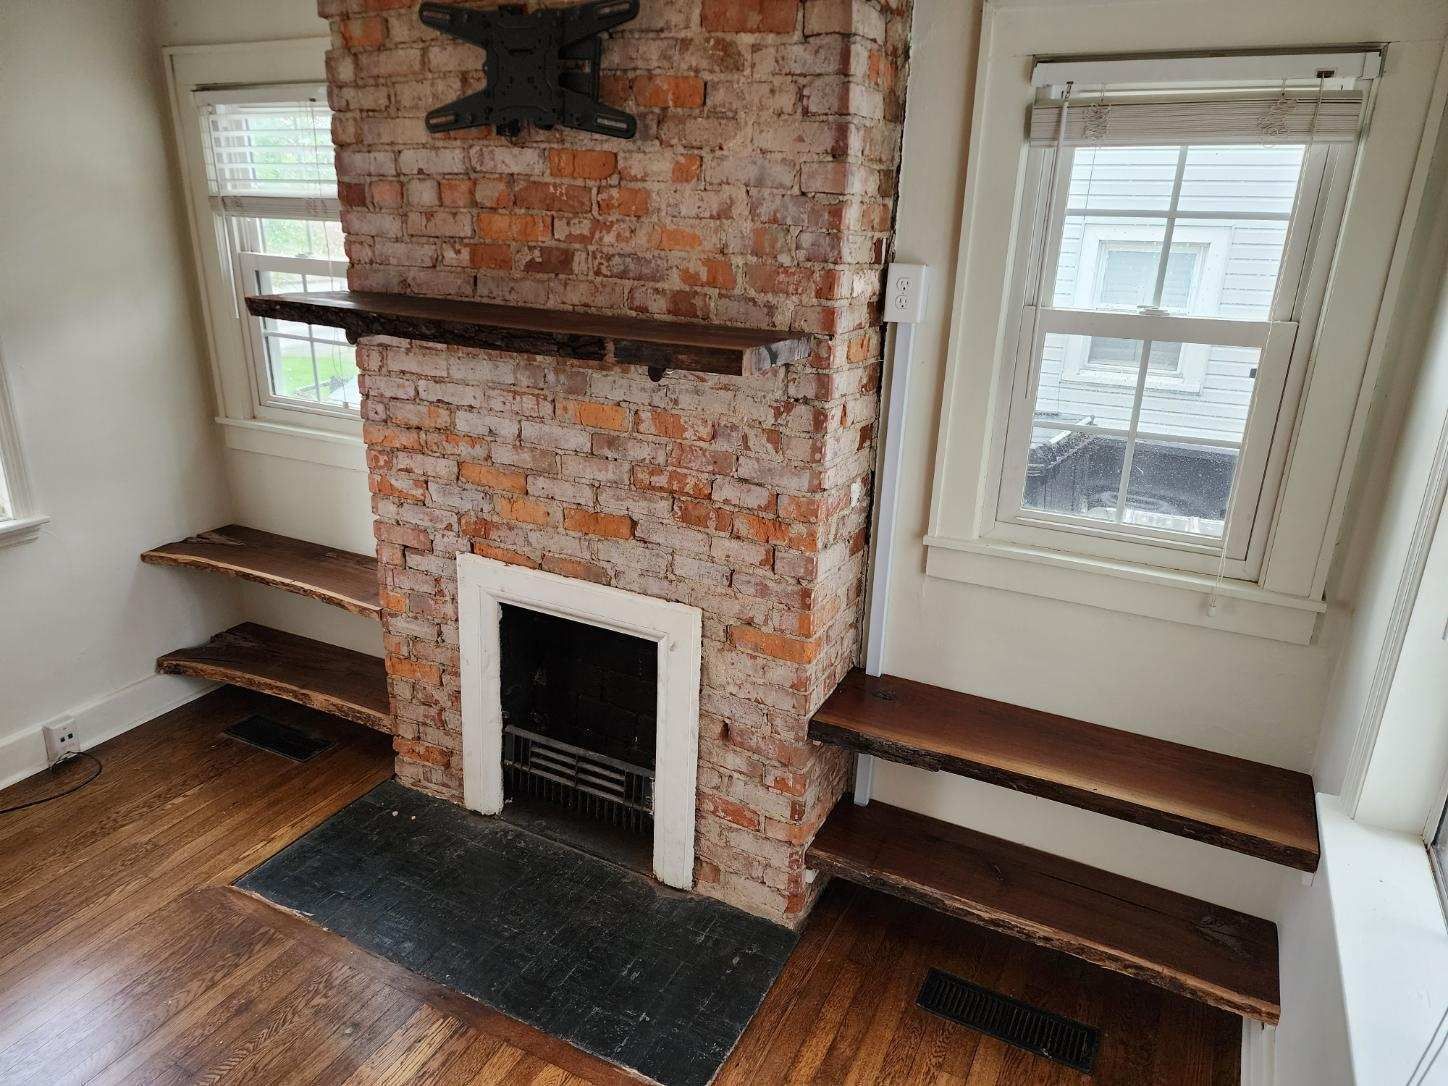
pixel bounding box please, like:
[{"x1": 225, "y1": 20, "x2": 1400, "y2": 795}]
[{"x1": 418, "y1": 0, "x2": 639, "y2": 139}]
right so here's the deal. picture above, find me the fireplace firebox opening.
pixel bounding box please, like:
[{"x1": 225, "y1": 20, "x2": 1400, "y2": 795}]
[{"x1": 498, "y1": 603, "x2": 657, "y2": 871}]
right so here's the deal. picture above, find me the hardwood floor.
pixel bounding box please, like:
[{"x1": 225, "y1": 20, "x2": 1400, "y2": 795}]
[{"x1": 0, "y1": 688, "x2": 1241, "y2": 1085}]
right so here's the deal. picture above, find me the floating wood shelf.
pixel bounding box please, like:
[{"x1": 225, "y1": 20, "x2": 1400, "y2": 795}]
[
  {"x1": 142, "y1": 525, "x2": 381, "y2": 620},
  {"x1": 158, "y1": 623, "x2": 390, "y2": 732},
  {"x1": 812, "y1": 669, "x2": 1320, "y2": 871},
  {"x1": 807, "y1": 799, "x2": 1281, "y2": 1023},
  {"x1": 244, "y1": 291, "x2": 811, "y2": 377}
]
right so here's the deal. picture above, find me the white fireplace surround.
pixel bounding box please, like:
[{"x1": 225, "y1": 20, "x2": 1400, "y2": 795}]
[{"x1": 457, "y1": 554, "x2": 703, "y2": 889}]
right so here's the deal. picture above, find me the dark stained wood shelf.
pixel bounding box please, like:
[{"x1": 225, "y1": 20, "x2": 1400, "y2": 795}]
[
  {"x1": 244, "y1": 291, "x2": 811, "y2": 376},
  {"x1": 142, "y1": 525, "x2": 380, "y2": 620},
  {"x1": 157, "y1": 623, "x2": 390, "y2": 732},
  {"x1": 811, "y1": 669, "x2": 1320, "y2": 872},
  {"x1": 807, "y1": 799, "x2": 1281, "y2": 1023}
]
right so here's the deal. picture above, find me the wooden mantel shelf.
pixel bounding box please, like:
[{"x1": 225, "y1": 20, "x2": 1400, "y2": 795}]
[{"x1": 244, "y1": 291, "x2": 811, "y2": 377}]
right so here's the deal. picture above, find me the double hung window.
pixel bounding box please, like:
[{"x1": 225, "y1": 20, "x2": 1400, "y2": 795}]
[
  {"x1": 197, "y1": 88, "x2": 357, "y2": 417},
  {"x1": 995, "y1": 86, "x2": 1363, "y2": 574}
]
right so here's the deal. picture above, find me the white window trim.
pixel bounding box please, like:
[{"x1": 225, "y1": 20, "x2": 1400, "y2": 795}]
[
  {"x1": 162, "y1": 39, "x2": 362, "y2": 465},
  {"x1": 925, "y1": 20, "x2": 1448, "y2": 643},
  {"x1": 0, "y1": 332, "x2": 46, "y2": 549}
]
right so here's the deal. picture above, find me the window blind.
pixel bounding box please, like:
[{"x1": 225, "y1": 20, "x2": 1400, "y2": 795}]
[
  {"x1": 1028, "y1": 91, "x2": 1366, "y2": 147},
  {"x1": 195, "y1": 86, "x2": 337, "y2": 204}
]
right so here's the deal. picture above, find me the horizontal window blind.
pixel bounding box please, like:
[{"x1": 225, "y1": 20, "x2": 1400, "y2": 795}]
[
  {"x1": 196, "y1": 87, "x2": 336, "y2": 201},
  {"x1": 1029, "y1": 91, "x2": 1365, "y2": 147}
]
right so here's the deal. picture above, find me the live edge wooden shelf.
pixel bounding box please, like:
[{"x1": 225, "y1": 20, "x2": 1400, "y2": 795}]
[
  {"x1": 813, "y1": 669, "x2": 1321, "y2": 872},
  {"x1": 244, "y1": 291, "x2": 811, "y2": 378}
]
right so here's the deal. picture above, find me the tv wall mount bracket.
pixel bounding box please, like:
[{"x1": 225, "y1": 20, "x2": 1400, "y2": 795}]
[{"x1": 418, "y1": 0, "x2": 639, "y2": 139}]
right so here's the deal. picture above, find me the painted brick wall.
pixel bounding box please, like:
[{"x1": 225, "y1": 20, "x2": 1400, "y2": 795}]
[{"x1": 320, "y1": 0, "x2": 912, "y2": 925}]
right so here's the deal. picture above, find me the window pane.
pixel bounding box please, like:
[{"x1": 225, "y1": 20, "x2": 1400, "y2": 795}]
[
  {"x1": 1068, "y1": 146, "x2": 1179, "y2": 211},
  {"x1": 1139, "y1": 343, "x2": 1260, "y2": 444},
  {"x1": 1121, "y1": 440, "x2": 1236, "y2": 538},
  {"x1": 1024, "y1": 428, "x2": 1126, "y2": 522},
  {"x1": 1177, "y1": 217, "x2": 1289, "y2": 321},
  {"x1": 315, "y1": 340, "x2": 361, "y2": 409},
  {"x1": 1022, "y1": 430, "x2": 1236, "y2": 540},
  {"x1": 1054, "y1": 219, "x2": 1169, "y2": 309},
  {"x1": 1035, "y1": 332, "x2": 1141, "y2": 429},
  {"x1": 258, "y1": 217, "x2": 347, "y2": 259},
  {"x1": 1087, "y1": 337, "x2": 1183, "y2": 373},
  {"x1": 1178, "y1": 145, "x2": 1305, "y2": 215}
]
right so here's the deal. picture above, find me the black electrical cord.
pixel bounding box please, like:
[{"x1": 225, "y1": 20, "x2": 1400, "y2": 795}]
[{"x1": 0, "y1": 751, "x2": 102, "y2": 815}]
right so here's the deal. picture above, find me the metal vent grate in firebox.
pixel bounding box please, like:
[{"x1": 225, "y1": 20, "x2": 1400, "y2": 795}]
[{"x1": 503, "y1": 725, "x2": 654, "y2": 836}]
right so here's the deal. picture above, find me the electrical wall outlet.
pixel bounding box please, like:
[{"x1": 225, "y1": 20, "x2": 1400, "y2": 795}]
[
  {"x1": 884, "y1": 262, "x2": 929, "y2": 324},
  {"x1": 43, "y1": 716, "x2": 79, "y2": 764}
]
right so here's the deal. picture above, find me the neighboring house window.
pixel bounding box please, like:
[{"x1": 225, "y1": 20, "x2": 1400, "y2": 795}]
[
  {"x1": 993, "y1": 88, "x2": 1361, "y2": 571},
  {"x1": 198, "y1": 91, "x2": 357, "y2": 416}
]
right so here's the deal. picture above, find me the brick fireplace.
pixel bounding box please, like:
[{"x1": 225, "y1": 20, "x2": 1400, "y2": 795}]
[{"x1": 321, "y1": 0, "x2": 912, "y2": 925}]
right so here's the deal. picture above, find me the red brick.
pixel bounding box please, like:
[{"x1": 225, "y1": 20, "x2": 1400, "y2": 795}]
[
  {"x1": 438, "y1": 178, "x2": 474, "y2": 208},
  {"x1": 632, "y1": 465, "x2": 712, "y2": 499},
  {"x1": 702, "y1": 791, "x2": 762, "y2": 831},
  {"x1": 475, "y1": 212, "x2": 551, "y2": 242},
  {"x1": 636, "y1": 409, "x2": 714, "y2": 442},
  {"x1": 728, "y1": 624, "x2": 822, "y2": 663},
  {"x1": 634, "y1": 75, "x2": 706, "y2": 109},
  {"x1": 562, "y1": 508, "x2": 633, "y2": 539},
  {"x1": 673, "y1": 154, "x2": 703, "y2": 182},
  {"x1": 547, "y1": 149, "x2": 618, "y2": 179},
  {"x1": 557, "y1": 399, "x2": 631, "y2": 431},
  {"x1": 656, "y1": 226, "x2": 703, "y2": 251},
  {"x1": 701, "y1": 0, "x2": 799, "y2": 33},
  {"x1": 471, "y1": 542, "x2": 539, "y2": 568},
  {"x1": 387, "y1": 657, "x2": 442, "y2": 684},
  {"x1": 458, "y1": 462, "x2": 527, "y2": 492},
  {"x1": 541, "y1": 554, "x2": 611, "y2": 583},
  {"x1": 393, "y1": 738, "x2": 449, "y2": 766},
  {"x1": 598, "y1": 188, "x2": 650, "y2": 217},
  {"x1": 513, "y1": 181, "x2": 593, "y2": 214},
  {"x1": 340, "y1": 16, "x2": 386, "y2": 48},
  {"x1": 496, "y1": 496, "x2": 555, "y2": 526}
]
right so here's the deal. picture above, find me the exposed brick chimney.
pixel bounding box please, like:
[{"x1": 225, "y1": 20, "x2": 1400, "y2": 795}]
[{"x1": 320, "y1": 0, "x2": 912, "y2": 925}]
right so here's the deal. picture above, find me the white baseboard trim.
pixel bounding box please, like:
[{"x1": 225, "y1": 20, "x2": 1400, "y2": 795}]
[
  {"x1": 1242, "y1": 1020, "x2": 1277, "y2": 1086},
  {"x1": 0, "y1": 673, "x2": 218, "y2": 792}
]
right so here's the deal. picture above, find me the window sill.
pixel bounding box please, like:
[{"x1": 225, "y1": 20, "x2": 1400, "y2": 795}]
[
  {"x1": 0, "y1": 513, "x2": 50, "y2": 550},
  {"x1": 923, "y1": 534, "x2": 1324, "y2": 644},
  {"x1": 217, "y1": 416, "x2": 365, "y2": 472}
]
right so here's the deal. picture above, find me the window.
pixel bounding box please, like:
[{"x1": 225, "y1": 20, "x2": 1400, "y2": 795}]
[
  {"x1": 198, "y1": 91, "x2": 357, "y2": 418},
  {"x1": 0, "y1": 340, "x2": 44, "y2": 547},
  {"x1": 993, "y1": 86, "x2": 1363, "y2": 575}
]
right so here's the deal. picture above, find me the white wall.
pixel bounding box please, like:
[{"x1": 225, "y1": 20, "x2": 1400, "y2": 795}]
[
  {"x1": 0, "y1": 0, "x2": 242, "y2": 785},
  {"x1": 874, "y1": 0, "x2": 1448, "y2": 919},
  {"x1": 159, "y1": 0, "x2": 382, "y2": 657}
]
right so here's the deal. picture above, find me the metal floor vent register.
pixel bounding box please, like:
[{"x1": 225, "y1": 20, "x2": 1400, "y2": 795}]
[
  {"x1": 223, "y1": 714, "x2": 334, "y2": 763},
  {"x1": 917, "y1": 968, "x2": 1100, "y2": 1073},
  {"x1": 503, "y1": 725, "x2": 653, "y2": 835}
]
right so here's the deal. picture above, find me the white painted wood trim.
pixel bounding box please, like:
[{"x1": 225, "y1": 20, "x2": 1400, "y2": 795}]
[
  {"x1": 1341, "y1": 407, "x2": 1448, "y2": 818},
  {"x1": 0, "y1": 673, "x2": 217, "y2": 792},
  {"x1": 0, "y1": 330, "x2": 42, "y2": 535},
  {"x1": 924, "y1": 535, "x2": 1323, "y2": 643},
  {"x1": 457, "y1": 554, "x2": 702, "y2": 890},
  {"x1": 1240, "y1": 1020, "x2": 1277, "y2": 1086}
]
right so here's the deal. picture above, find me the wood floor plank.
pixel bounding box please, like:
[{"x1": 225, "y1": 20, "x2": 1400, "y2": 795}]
[
  {"x1": 142, "y1": 524, "x2": 382, "y2": 619},
  {"x1": 812, "y1": 668, "x2": 1320, "y2": 871},
  {"x1": 808, "y1": 799, "x2": 1280, "y2": 1023}
]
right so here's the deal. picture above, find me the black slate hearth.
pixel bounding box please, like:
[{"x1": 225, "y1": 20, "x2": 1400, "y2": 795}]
[{"x1": 236, "y1": 780, "x2": 795, "y2": 1086}]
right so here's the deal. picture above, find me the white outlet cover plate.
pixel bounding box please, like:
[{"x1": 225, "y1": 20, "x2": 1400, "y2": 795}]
[{"x1": 884, "y1": 262, "x2": 928, "y2": 324}]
